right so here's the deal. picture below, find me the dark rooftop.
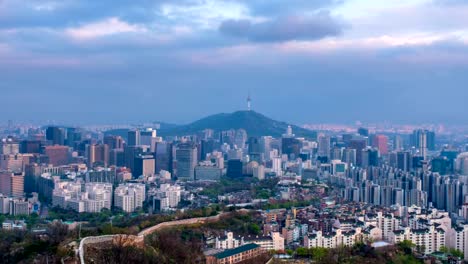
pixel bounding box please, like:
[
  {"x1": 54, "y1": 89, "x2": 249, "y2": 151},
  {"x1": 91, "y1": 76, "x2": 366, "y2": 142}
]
[{"x1": 213, "y1": 243, "x2": 260, "y2": 259}]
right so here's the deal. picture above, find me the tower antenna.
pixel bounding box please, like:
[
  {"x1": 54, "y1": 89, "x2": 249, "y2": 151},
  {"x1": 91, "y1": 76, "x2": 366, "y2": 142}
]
[{"x1": 247, "y1": 92, "x2": 251, "y2": 111}]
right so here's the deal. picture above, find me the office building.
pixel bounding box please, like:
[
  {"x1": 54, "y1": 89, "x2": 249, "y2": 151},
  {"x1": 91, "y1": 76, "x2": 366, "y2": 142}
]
[
  {"x1": 43, "y1": 145, "x2": 69, "y2": 166},
  {"x1": 0, "y1": 138, "x2": 19, "y2": 155},
  {"x1": 358, "y1": 127, "x2": 369, "y2": 137},
  {"x1": 349, "y1": 138, "x2": 367, "y2": 166},
  {"x1": 140, "y1": 128, "x2": 159, "y2": 151},
  {"x1": 127, "y1": 129, "x2": 141, "y2": 146},
  {"x1": 20, "y1": 140, "x2": 42, "y2": 154},
  {"x1": 282, "y1": 137, "x2": 301, "y2": 160},
  {"x1": 155, "y1": 142, "x2": 173, "y2": 173},
  {"x1": 0, "y1": 154, "x2": 24, "y2": 172},
  {"x1": 133, "y1": 154, "x2": 155, "y2": 177},
  {"x1": 87, "y1": 144, "x2": 109, "y2": 167},
  {"x1": 227, "y1": 159, "x2": 243, "y2": 178},
  {"x1": 46, "y1": 127, "x2": 65, "y2": 146},
  {"x1": 176, "y1": 142, "x2": 198, "y2": 181},
  {"x1": 104, "y1": 136, "x2": 124, "y2": 150},
  {"x1": 0, "y1": 172, "x2": 24, "y2": 198},
  {"x1": 372, "y1": 135, "x2": 388, "y2": 155},
  {"x1": 195, "y1": 162, "x2": 222, "y2": 181},
  {"x1": 317, "y1": 134, "x2": 331, "y2": 159}
]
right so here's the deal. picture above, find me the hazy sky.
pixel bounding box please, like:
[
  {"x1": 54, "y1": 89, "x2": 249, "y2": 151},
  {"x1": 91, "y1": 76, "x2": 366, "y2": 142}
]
[{"x1": 1, "y1": 0, "x2": 468, "y2": 125}]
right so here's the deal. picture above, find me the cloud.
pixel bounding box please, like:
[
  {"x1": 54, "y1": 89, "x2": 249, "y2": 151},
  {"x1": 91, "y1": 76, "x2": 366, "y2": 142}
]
[
  {"x1": 219, "y1": 12, "x2": 346, "y2": 42},
  {"x1": 228, "y1": 0, "x2": 344, "y2": 16},
  {"x1": 65, "y1": 17, "x2": 146, "y2": 40}
]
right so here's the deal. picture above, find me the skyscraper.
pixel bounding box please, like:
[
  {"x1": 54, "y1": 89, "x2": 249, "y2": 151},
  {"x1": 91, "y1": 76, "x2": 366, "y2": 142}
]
[
  {"x1": 46, "y1": 126, "x2": 65, "y2": 145},
  {"x1": 234, "y1": 129, "x2": 247, "y2": 149},
  {"x1": 281, "y1": 137, "x2": 301, "y2": 160},
  {"x1": 358, "y1": 127, "x2": 369, "y2": 137},
  {"x1": 372, "y1": 135, "x2": 388, "y2": 155},
  {"x1": 140, "y1": 128, "x2": 159, "y2": 151},
  {"x1": 176, "y1": 142, "x2": 198, "y2": 181},
  {"x1": 397, "y1": 151, "x2": 411, "y2": 172},
  {"x1": 0, "y1": 172, "x2": 24, "y2": 198},
  {"x1": 133, "y1": 154, "x2": 155, "y2": 177},
  {"x1": 127, "y1": 129, "x2": 141, "y2": 146},
  {"x1": 317, "y1": 134, "x2": 331, "y2": 159},
  {"x1": 0, "y1": 138, "x2": 19, "y2": 155},
  {"x1": 87, "y1": 144, "x2": 109, "y2": 167},
  {"x1": 43, "y1": 145, "x2": 69, "y2": 166},
  {"x1": 411, "y1": 129, "x2": 436, "y2": 153},
  {"x1": 349, "y1": 137, "x2": 367, "y2": 166},
  {"x1": 104, "y1": 135, "x2": 124, "y2": 150},
  {"x1": 227, "y1": 159, "x2": 243, "y2": 178},
  {"x1": 155, "y1": 142, "x2": 173, "y2": 174}
]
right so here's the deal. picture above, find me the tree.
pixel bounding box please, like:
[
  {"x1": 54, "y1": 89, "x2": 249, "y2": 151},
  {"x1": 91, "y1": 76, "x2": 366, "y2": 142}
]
[
  {"x1": 397, "y1": 240, "x2": 415, "y2": 255},
  {"x1": 310, "y1": 247, "x2": 328, "y2": 262},
  {"x1": 440, "y1": 245, "x2": 449, "y2": 254},
  {"x1": 449, "y1": 248, "x2": 464, "y2": 259},
  {"x1": 296, "y1": 247, "x2": 309, "y2": 257}
]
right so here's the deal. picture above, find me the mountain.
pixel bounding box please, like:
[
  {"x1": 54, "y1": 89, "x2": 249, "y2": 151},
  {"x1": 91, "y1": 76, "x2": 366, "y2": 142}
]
[
  {"x1": 158, "y1": 111, "x2": 316, "y2": 138},
  {"x1": 104, "y1": 111, "x2": 316, "y2": 139}
]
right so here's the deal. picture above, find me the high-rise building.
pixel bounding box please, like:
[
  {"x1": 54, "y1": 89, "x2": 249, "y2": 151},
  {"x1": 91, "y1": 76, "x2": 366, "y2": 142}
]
[
  {"x1": 87, "y1": 144, "x2": 109, "y2": 167},
  {"x1": 0, "y1": 172, "x2": 24, "y2": 198},
  {"x1": 317, "y1": 134, "x2": 331, "y2": 159},
  {"x1": 282, "y1": 137, "x2": 301, "y2": 160},
  {"x1": 133, "y1": 154, "x2": 155, "y2": 177},
  {"x1": 124, "y1": 145, "x2": 148, "y2": 172},
  {"x1": 140, "y1": 128, "x2": 158, "y2": 151},
  {"x1": 0, "y1": 138, "x2": 19, "y2": 155},
  {"x1": 349, "y1": 138, "x2": 367, "y2": 166},
  {"x1": 248, "y1": 137, "x2": 261, "y2": 155},
  {"x1": 227, "y1": 159, "x2": 243, "y2": 178},
  {"x1": 46, "y1": 127, "x2": 65, "y2": 146},
  {"x1": 260, "y1": 136, "x2": 273, "y2": 161},
  {"x1": 358, "y1": 127, "x2": 369, "y2": 137},
  {"x1": 114, "y1": 183, "x2": 146, "y2": 213},
  {"x1": 0, "y1": 154, "x2": 24, "y2": 172},
  {"x1": 43, "y1": 145, "x2": 69, "y2": 166},
  {"x1": 201, "y1": 139, "x2": 216, "y2": 161},
  {"x1": 109, "y1": 149, "x2": 125, "y2": 167},
  {"x1": 342, "y1": 149, "x2": 357, "y2": 166},
  {"x1": 155, "y1": 142, "x2": 173, "y2": 174},
  {"x1": 65, "y1": 127, "x2": 82, "y2": 147},
  {"x1": 361, "y1": 148, "x2": 379, "y2": 167},
  {"x1": 372, "y1": 135, "x2": 388, "y2": 155},
  {"x1": 104, "y1": 136, "x2": 124, "y2": 150},
  {"x1": 20, "y1": 140, "x2": 42, "y2": 154},
  {"x1": 411, "y1": 129, "x2": 436, "y2": 153},
  {"x1": 127, "y1": 129, "x2": 141, "y2": 146},
  {"x1": 397, "y1": 151, "x2": 411, "y2": 172},
  {"x1": 234, "y1": 129, "x2": 248, "y2": 149},
  {"x1": 176, "y1": 142, "x2": 198, "y2": 181}
]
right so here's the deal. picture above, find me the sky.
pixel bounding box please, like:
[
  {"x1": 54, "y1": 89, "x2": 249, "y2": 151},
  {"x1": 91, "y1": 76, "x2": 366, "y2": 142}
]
[{"x1": 1, "y1": 0, "x2": 468, "y2": 125}]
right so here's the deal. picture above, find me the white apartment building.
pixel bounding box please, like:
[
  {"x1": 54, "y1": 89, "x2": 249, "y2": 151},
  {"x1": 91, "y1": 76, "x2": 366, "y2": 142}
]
[
  {"x1": 388, "y1": 226, "x2": 445, "y2": 254},
  {"x1": 114, "y1": 183, "x2": 146, "y2": 212},
  {"x1": 52, "y1": 181, "x2": 112, "y2": 213},
  {"x1": 304, "y1": 228, "x2": 366, "y2": 249}
]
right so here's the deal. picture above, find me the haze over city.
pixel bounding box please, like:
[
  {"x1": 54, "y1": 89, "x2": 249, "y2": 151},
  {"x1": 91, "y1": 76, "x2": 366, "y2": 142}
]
[
  {"x1": 3, "y1": 1, "x2": 468, "y2": 264},
  {"x1": 1, "y1": 0, "x2": 468, "y2": 124}
]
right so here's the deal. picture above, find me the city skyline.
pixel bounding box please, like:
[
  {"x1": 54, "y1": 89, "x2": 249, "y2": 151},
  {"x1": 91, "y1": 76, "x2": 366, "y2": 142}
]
[{"x1": 1, "y1": 0, "x2": 468, "y2": 124}]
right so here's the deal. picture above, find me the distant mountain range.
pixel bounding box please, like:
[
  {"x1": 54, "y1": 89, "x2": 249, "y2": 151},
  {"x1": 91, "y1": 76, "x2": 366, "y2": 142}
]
[{"x1": 105, "y1": 110, "x2": 317, "y2": 139}]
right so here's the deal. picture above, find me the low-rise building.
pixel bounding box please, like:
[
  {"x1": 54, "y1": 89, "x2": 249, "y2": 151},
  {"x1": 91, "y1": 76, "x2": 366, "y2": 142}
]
[{"x1": 206, "y1": 243, "x2": 264, "y2": 264}]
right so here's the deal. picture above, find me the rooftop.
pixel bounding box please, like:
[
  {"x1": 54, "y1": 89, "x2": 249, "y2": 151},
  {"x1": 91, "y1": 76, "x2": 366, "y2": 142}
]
[{"x1": 212, "y1": 243, "x2": 260, "y2": 259}]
